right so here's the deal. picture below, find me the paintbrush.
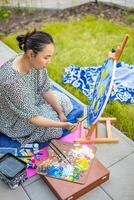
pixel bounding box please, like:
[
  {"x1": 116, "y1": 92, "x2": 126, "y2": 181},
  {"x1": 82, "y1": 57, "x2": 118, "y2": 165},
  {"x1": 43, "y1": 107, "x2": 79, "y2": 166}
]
[
  {"x1": 49, "y1": 142, "x2": 72, "y2": 165},
  {"x1": 50, "y1": 141, "x2": 71, "y2": 164},
  {"x1": 69, "y1": 115, "x2": 88, "y2": 132}
]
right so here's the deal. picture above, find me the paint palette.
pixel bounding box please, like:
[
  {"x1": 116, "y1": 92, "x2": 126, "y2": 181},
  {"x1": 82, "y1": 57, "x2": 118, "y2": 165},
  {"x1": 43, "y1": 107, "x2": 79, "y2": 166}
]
[{"x1": 37, "y1": 140, "x2": 96, "y2": 184}]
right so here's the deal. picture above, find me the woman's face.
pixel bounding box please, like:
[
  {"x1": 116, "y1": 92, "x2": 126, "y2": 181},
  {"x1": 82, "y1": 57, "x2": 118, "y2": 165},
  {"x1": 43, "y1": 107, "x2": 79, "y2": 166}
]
[{"x1": 31, "y1": 43, "x2": 55, "y2": 70}]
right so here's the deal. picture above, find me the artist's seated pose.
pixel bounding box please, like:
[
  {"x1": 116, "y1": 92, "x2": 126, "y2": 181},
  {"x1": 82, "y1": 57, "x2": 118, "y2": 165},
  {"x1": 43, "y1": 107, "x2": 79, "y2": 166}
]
[{"x1": 0, "y1": 30, "x2": 78, "y2": 145}]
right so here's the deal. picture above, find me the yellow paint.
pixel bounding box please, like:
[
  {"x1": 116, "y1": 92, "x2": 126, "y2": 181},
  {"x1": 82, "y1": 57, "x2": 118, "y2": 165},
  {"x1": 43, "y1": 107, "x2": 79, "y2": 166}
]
[
  {"x1": 77, "y1": 157, "x2": 90, "y2": 170},
  {"x1": 101, "y1": 69, "x2": 108, "y2": 80},
  {"x1": 95, "y1": 102, "x2": 99, "y2": 112},
  {"x1": 101, "y1": 84, "x2": 106, "y2": 94}
]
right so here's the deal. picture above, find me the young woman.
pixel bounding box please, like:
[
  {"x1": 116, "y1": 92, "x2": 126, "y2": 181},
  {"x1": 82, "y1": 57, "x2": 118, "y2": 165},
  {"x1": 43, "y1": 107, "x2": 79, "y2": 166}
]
[{"x1": 0, "y1": 30, "x2": 77, "y2": 144}]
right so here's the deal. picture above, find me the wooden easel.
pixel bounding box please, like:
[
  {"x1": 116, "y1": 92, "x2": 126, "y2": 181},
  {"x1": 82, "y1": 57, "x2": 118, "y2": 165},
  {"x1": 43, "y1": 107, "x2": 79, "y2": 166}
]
[
  {"x1": 75, "y1": 117, "x2": 119, "y2": 143},
  {"x1": 75, "y1": 34, "x2": 129, "y2": 144}
]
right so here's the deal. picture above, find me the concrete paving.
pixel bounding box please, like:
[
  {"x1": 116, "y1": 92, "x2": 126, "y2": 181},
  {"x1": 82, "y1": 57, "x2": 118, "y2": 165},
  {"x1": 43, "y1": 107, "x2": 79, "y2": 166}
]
[
  {"x1": 0, "y1": 0, "x2": 134, "y2": 9},
  {"x1": 0, "y1": 41, "x2": 134, "y2": 200}
]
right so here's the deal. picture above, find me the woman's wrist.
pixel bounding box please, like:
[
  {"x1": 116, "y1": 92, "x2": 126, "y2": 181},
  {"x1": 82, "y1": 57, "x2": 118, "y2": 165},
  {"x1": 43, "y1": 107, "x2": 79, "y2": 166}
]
[{"x1": 59, "y1": 121, "x2": 65, "y2": 128}]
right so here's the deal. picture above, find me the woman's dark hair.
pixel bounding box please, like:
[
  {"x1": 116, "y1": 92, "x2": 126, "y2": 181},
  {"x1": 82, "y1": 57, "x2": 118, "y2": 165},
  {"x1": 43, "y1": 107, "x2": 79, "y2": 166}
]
[{"x1": 16, "y1": 29, "x2": 54, "y2": 53}]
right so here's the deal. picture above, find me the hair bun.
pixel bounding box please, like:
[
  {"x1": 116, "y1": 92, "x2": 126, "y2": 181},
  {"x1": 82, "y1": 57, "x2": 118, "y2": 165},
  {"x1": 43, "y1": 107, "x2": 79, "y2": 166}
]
[
  {"x1": 16, "y1": 34, "x2": 27, "y2": 50},
  {"x1": 16, "y1": 29, "x2": 37, "y2": 51},
  {"x1": 16, "y1": 34, "x2": 25, "y2": 42}
]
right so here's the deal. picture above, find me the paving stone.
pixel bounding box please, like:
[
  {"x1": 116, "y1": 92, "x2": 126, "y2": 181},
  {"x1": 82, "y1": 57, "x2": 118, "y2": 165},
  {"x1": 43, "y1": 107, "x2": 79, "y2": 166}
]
[
  {"x1": 101, "y1": 152, "x2": 134, "y2": 200},
  {"x1": 0, "y1": 180, "x2": 30, "y2": 200},
  {"x1": 24, "y1": 178, "x2": 113, "y2": 200},
  {"x1": 0, "y1": 41, "x2": 17, "y2": 63},
  {"x1": 112, "y1": 126, "x2": 134, "y2": 147},
  {"x1": 24, "y1": 178, "x2": 57, "y2": 200},
  {"x1": 23, "y1": 174, "x2": 41, "y2": 187},
  {"x1": 95, "y1": 124, "x2": 134, "y2": 167},
  {"x1": 80, "y1": 186, "x2": 112, "y2": 200}
]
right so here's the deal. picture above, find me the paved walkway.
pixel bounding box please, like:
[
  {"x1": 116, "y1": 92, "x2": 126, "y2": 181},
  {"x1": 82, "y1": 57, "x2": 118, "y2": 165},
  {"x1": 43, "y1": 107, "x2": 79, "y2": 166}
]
[
  {"x1": 0, "y1": 41, "x2": 134, "y2": 200},
  {"x1": 0, "y1": 0, "x2": 134, "y2": 9}
]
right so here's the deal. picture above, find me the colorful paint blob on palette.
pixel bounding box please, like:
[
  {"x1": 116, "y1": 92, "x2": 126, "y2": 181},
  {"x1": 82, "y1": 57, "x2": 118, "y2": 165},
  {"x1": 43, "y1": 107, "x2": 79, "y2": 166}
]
[{"x1": 37, "y1": 144, "x2": 95, "y2": 183}]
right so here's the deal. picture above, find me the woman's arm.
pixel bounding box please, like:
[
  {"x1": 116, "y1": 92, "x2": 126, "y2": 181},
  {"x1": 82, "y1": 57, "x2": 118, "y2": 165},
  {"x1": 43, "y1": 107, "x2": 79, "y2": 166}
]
[
  {"x1": 42, "y1": 90, "x2": 66, "y2": 121},
  {"x1": 28, "y1": 116, "x2": 76, "y2": 130}
]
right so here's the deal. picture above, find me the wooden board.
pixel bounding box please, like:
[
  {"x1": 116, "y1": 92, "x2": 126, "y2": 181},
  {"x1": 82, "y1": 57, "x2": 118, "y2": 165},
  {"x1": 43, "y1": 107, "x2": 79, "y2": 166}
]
[
  {"x1": 41, "y1": 158, "x2": 109, "y2": 200},
  {"x1": 37, "y1": 140, "x2": 96, "y2": 184}
]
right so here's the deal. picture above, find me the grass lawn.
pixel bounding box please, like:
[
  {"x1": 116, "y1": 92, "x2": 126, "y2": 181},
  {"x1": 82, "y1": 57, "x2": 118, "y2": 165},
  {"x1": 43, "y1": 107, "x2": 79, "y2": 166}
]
[{"x1": 2, "y1": 15, "x2": 134, "y2": 140}]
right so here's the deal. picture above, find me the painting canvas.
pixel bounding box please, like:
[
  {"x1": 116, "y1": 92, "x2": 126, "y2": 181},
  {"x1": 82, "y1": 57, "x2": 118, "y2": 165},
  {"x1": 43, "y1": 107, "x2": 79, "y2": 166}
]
[{"x1": 86, "y1": 58, "x2": 116, "y2": 126}]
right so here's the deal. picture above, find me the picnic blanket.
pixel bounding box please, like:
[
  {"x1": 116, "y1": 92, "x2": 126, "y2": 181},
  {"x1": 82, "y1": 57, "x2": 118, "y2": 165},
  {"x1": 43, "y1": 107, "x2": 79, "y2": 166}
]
[{"x1": 63, "y1": 61, "x2": 134, "y2": 104}]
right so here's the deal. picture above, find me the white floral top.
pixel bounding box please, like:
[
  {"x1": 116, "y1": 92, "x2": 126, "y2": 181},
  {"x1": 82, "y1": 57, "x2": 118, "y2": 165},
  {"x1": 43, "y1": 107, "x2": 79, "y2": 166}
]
[{"x1": 0, "y1": 55, "x2": 73, "y2": 144}]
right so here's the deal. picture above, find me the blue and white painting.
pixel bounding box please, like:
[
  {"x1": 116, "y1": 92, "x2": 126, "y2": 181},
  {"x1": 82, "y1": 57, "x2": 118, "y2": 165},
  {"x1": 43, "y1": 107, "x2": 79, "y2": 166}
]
[{"x1": 86, "y1": 58, "x2": 116, "y2": 125}]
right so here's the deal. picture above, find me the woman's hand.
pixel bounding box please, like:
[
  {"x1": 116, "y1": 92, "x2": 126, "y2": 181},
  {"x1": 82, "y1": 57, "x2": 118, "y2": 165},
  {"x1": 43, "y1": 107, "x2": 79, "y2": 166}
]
[
  {"x1": 64, "y1": 122, "x2": 78, "y2": 132},
  {"x1": 108, "y1": 51, "x2": 116, "y2": 60},
  {"x1": 58, "y1": 111, "x2": 67, "y2": 122},
  {"x1": 108, "y1": 46, "x2": 122, "y2": 61}
]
